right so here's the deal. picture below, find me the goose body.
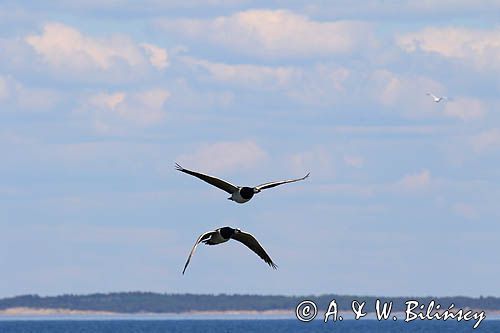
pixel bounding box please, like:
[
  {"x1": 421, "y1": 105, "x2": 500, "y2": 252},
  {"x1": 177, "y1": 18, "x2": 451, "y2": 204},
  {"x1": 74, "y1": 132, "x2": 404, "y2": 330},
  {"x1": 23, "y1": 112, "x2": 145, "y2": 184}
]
[{"x1": 229, "y1": 187, "x2": 255, "y2": 203}]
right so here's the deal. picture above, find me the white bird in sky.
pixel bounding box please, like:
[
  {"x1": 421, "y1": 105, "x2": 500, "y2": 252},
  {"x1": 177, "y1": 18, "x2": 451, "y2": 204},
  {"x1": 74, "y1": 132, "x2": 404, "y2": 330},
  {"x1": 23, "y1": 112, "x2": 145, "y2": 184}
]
[
  {"x1": 182, "y1": 226, "x2": 277, "y2": 274},
  {"x1": 175, "y1": 163, "x2": 309, "y2": 204},
  {"x1": 426, "y1": 92, "x2": 448, "y2": 103}
]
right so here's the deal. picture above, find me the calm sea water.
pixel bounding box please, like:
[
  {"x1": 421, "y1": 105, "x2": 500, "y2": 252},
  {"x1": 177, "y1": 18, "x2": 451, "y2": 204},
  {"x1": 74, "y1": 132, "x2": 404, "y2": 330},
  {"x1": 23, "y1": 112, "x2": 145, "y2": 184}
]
[{"x1": 0, "y1": 320, "x2": 498, "y2": 333}]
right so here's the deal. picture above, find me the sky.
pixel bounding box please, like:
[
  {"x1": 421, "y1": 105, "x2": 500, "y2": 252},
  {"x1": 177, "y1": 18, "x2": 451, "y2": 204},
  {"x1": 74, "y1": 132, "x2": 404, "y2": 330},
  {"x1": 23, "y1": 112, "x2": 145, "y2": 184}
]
[{"x1": 1, "y1": 0, "x2": 500, "y2": 299}]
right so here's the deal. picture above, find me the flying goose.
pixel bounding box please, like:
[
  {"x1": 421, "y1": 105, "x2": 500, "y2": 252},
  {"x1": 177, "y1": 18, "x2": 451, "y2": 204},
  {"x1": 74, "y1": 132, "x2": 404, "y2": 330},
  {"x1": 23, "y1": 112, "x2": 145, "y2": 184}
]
[
  {"x1": 182, "y1": 226, "x2": 277, "y2": 274},
  {"x1": 175, "y1": 163, "x2": 309, "y2": 204},
  {"x1": 426, "y1": 92, "x2": 447, "y2": 103}
]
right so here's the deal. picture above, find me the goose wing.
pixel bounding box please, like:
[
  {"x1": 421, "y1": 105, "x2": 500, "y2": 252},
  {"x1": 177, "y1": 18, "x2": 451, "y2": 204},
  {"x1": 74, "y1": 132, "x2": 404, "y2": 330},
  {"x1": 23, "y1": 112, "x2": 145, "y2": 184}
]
[
  {"x1": 231, "y1": 231, "x2": 277, "y2": 269},
  {"x1": 182, "y1": 231, "x2": 215, "y2": 274},
  {"x1": 175, "y1": 163, "x2": 238, "y2": 194},
  {"x1": 427, "y1": 92, "x2": 438, "y2": 99},
  {"x1": 255, "y1": 172, "x2": 310, "y2": 191}
]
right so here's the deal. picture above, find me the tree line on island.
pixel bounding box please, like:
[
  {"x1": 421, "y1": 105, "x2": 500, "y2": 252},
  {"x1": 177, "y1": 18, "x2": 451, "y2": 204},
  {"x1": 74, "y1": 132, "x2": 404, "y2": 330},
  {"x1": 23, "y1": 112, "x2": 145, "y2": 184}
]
[{"x1": 1, "y1": 292, "x2": 499, "y2": 313}]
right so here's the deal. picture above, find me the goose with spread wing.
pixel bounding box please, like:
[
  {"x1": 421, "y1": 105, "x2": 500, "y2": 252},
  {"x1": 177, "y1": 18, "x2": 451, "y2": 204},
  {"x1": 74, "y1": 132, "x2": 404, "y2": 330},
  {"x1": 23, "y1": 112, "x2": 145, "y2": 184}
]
[
  {"x1": 182, "y1": 226, "x2": 277, "y2": 274},
  {"x1": 175, "y1": 163, "x2": 309, "y2": 204}
]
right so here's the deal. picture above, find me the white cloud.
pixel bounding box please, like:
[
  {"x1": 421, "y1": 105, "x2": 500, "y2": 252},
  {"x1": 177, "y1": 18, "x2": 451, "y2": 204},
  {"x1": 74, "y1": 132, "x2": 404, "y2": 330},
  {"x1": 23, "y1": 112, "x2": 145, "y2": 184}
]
[
  {"x1": 316, "y1": 183, "x2": 374, "y2": 197},
  {"x1": 395, "y1": 169, "x2": 431, "y2": 191},
  {"x1": 397, "y1": 26, "x2": 500, "y2": 70},
  {"x1": 141, "y1": 43, "x2": 169, "y2": 70},
  {"x1": 158, "y1": 9, "x2": 374, "y2": 58},
  {"x1": 332, "y1": 125, "x2": 441, "y2": 135},
  {"x1": 177, "y1": 140, "x2": 267, "y2": 173},
  {"x1": 11, "y1": 223, "x2": 177, "y2": 245},
  {"x1": 9, "y1": 139, "x2": 168, "y2": 175},
  {"x1": 183, "y1": 56, "x2": 299, "y2": 89},
  {"x1": 0, "y1": 75, "x2": 61, "y2": 112},
  {"x1": 343, "y1": 155, "x2": 364, "y2": 168},
  {"x1": 289, "y1": 146, "x2": 334, "y2": 176},
  {"x1": 16, "y1": 87, "x2": 61, "y2": 112},
  {"x1": 167, "y1": 78, "x2": 234, "y2": 112},
  {"x1": 452, "y1": 202, "x2": 478, "y2": 219},
  {"x1": 471, "y1": 129, "x2": 500, "y2": 153},
  {"x1": 371, "y1": 69, "x2": 444, "y2": 116},
  {"x1": 80, "y1": 89, "x2": 170, "y2": 133},
  {"x1": 0, "y1": 75, "x2": 8, "y2": 100},
  {"x1": 25, "y1": 22, "x2": 167, "y2": 73},
  {"x1": 285, "y1": 63, "x2": 350, "y2": 106},
  {"x1": 89, "y1": 92, "x2": 126, "y2": 111},
  {"x1": 26, "y1": 22, "x2": 142, "y2": 70},
  {"x1": 369, "y1": 70, "x2": 488, "y2": 121},
  {"x1": 183, "y1": 57, "x2": 352, "y2": 107},
  {"x1": 444, "y1": 97, "x2": 486, "y2": 120}
]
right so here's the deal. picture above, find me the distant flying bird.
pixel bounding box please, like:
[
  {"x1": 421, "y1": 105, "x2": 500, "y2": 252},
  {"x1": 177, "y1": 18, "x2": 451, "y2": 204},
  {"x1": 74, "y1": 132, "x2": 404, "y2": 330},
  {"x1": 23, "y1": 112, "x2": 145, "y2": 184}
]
[
  {"x1": 182, "y1": 226, "x2": 277, "y2": 274},
  {"x1": 175, "y1": 163, "x2": 309, "y2": 204},
  {"x1": 426, "y1": 92, "x2": 447, "y2": 103}
]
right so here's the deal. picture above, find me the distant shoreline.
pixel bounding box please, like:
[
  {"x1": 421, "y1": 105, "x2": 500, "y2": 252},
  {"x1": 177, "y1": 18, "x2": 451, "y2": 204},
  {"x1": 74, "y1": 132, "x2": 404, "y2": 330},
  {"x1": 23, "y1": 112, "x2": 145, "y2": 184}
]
[
  {"x1": 0, "y1": 307, "x2": 294, "y2": 317},
  {"x1": 3, "y1": 293, "x2": 500, "y2": 319},
  {"x1": 2, "y1": 307, "x2": 500, "y2": 318}
]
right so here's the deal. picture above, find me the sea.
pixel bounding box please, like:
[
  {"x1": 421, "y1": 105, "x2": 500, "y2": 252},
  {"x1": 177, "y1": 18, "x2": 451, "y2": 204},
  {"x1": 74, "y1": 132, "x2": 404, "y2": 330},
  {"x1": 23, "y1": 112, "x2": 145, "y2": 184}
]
[{"x1": 0, "y1": 317, "x2": 499, "y2": 333}]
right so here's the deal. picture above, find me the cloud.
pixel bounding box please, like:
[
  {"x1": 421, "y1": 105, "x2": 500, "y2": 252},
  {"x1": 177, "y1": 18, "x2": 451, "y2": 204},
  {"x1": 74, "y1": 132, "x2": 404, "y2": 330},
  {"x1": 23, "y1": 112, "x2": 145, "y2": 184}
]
[
  {"x1": 181, "y1": 55, "x2": 488, "y2": 120},
  {"x1": 284, "y1": 63, "x2": 350, "y2": 106},
  {"x1": 8, "y1": 223, "x2": 177, "y2": 245},
  {"x1": 166, "y1": 78, "x2": 234, "y2": 113},
  {"x1": 0, "y1": 75, "x2": 61, "y2": 112},
  {"x1": 316, "y1": 183, "x2": 375, "y2": 197},
  {"x1": 177, "y1": 140, "x2": 267, "y2": 173},
  {"x1": 183, "y1": 57, "x2": 352, "y2": 107},
  {"x1": 158, "y1": 9, "x2": 374, "y2": 58},
  {"x1": 452, "y1": 202, "x2": 478, "y2": 219},
  {"x1": 470, "y1": 129, "x2": 500, "y2": 153},
  {"x1": 183, "y1": 56, "x2": 299, "y2": 89},
  {"x1": 89, "y1": 92, "x2": 126, "y2": 111},
  {"x1": 370, "y1": 69, "x2": 445, "y2": 117},
  {"x1": 26, "y1": 22, "x2": 142, "y2": 70},
  {"x1": 395, "y1": 169, "x2": 431, "y2": 191},
  {"x1": 288, "y1": 146, "x2": 334, "y2": 176},
  {"x1": 0, "y1": 75, "x2": 8, "y2": 100},
  {"x1": 397, "y1": 26, "x2": 500, "y2": 70},
  {"x1": 332, "y1": 125, "x2": 441, "y2": 135},
  {"x1": 315, "y1": 169, "x2": 434, "y2": 198},
  {"x1": 141, "y1": 43, "x2": 169, "y2": 70},
  {"x1": 369, "y1": 70, "x2": 487, "y2": 120},
  {"x1": 444, "y1": 97, "x2": 486, "y2": 121},
  {"x1": 2, "y1": 138, "x2": 169, "y2": 177},
  {"x1": 25, "y1": 22, "x2": 168, "y2": 73},
  {"x1": 364, "y1": 69, "x2": 455, "y2": 119},
  {"x1": 343, "y1": 155, "x2": 364, "y2": 168},
  {"x1": 79, "y1": 89, "x2": 170, "y2": 133}
]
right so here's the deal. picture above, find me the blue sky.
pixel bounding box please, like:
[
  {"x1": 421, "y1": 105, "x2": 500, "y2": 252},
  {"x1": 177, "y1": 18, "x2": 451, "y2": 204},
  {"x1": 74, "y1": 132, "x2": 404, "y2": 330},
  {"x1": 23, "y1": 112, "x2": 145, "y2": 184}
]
[{"x1": 1, "y1": 1, "x2": 500, "y2": 298}]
